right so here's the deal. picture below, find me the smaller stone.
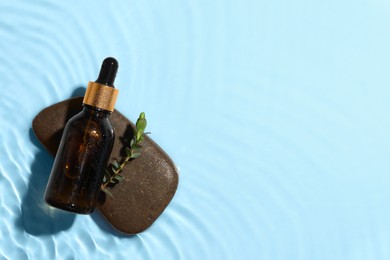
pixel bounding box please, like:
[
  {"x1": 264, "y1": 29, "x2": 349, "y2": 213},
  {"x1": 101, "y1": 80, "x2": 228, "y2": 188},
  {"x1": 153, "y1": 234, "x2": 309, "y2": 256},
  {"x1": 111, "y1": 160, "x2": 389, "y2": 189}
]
[{"x1": 32, "y1": 97, "x2": 179, "y2": 234}]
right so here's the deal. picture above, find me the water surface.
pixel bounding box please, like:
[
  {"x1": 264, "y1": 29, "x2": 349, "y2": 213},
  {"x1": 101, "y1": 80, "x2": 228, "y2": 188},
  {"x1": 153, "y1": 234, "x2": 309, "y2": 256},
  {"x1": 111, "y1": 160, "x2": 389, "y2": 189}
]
[{"x1": 1, "y1": 0, "x2": 390, "y2": 259}]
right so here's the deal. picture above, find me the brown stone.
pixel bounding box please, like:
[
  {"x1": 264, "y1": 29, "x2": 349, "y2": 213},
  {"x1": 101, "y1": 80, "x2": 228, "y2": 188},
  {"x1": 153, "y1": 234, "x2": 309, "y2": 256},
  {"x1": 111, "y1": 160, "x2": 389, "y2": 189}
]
[{"x1": 32, "y1": 97, "x2": 179, "y2": 234}]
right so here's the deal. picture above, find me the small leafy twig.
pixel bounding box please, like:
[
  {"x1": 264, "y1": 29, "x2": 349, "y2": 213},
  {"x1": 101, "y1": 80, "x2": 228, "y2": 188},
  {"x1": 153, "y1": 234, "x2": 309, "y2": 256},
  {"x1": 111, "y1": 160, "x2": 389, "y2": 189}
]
[{"x1": 101, "y1": 112, "x2": 149, "y2": 197}]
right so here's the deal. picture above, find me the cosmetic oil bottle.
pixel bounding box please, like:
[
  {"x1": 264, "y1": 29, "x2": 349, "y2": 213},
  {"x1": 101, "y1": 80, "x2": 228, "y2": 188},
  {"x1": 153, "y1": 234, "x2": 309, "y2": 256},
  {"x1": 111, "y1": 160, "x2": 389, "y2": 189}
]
[{"x1": 44, "y1": 57, "x2": 119, "y2": 214}]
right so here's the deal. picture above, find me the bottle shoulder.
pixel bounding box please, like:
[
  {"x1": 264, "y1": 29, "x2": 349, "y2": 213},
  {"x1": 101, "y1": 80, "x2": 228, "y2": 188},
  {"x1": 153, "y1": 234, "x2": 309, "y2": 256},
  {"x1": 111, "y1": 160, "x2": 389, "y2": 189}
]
[{"x1": 64, "y1": 110, "x2": 114, "y2": 139}]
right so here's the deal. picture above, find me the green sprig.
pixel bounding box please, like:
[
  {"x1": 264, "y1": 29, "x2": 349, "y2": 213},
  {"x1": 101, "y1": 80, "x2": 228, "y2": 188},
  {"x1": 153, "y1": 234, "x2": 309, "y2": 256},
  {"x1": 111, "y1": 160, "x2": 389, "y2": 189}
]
[{"x1": 101, "y1": 112, "x2": 149, "y2": 197}]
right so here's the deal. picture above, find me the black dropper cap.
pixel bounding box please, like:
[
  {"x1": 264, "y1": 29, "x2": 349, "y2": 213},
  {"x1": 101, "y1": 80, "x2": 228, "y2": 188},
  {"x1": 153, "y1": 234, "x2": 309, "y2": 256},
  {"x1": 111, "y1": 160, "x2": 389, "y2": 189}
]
[{"x1": 95, "y1": 57, "x2": 118, "y2": 87}]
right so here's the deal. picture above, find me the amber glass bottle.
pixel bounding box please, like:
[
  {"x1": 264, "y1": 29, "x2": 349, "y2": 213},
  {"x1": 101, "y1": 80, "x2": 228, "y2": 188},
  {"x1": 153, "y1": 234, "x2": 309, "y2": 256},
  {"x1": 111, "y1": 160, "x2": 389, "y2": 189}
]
[{"x1": 44, "y1": 57, "x2": 119, "y2": 214}]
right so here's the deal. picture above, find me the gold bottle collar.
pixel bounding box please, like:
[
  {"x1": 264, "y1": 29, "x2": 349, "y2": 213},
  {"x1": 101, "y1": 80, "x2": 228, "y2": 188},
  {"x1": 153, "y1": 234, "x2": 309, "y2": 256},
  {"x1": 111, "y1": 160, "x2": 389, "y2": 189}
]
[{"x1": 83, "y1": 81, "x2": 119, "y2": 112}]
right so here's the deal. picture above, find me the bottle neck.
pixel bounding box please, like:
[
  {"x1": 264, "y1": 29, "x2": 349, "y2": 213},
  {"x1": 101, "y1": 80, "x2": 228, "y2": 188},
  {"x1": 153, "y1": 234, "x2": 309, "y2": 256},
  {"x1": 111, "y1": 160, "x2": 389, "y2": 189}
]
[
  {"x1": 83, "y1": 81, "x2": 118, "y2": 112},
  {"x1": 82, "y1": 104, "x2": 111, "y2": 118}
]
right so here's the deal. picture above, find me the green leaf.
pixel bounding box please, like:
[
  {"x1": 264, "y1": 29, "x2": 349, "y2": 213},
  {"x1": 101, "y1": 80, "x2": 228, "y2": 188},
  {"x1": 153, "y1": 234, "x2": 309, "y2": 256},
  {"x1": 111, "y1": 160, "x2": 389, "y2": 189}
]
[
  {"x1": 130, "y1": 152, "x2": 141, "y2": 159},
  {"x1": 135, "y1": 132, "x2": 141, "y2": 142},
  {"x1": 132, "y1": 146, "x2": 141, "y2": 153},
  {"x1": 130, "y1": 138, "x2": 135, "y2": 147},
  {"x1": 102, "y1": 188, "x2": 113, "y2": 198},
  {"x1": 126, "y1": 147, "x2": 132, "y2": 157},
  {"x1": 112, "y1": 160, "x2": 119, "y2": 169},
  {"x1": 136, "y1": 113, "x2": 147, "y2": 137},
  {"x1": 104, "y1": 171, "x2": 111, "y2": 183},
  {"x1": 113, "y1": 175, "x2": 124, "y2": 182},
  {"x1": 132, "y1": 143, "x2": 142, "y2": 149}
]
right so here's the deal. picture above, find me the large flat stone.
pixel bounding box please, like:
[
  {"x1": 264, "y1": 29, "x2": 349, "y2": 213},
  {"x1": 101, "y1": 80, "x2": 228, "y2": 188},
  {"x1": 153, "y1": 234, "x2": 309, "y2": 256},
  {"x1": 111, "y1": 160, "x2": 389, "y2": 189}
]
[{"x1": 32, "y1": 97, "x2": 178, "y2": 234}]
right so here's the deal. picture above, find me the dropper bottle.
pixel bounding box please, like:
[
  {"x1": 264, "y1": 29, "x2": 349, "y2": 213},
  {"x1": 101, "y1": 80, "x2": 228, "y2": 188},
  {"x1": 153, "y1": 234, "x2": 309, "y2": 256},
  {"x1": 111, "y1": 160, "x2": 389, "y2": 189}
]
[{"x1": 44, "y1": 57, "x2": 119, "y2": 214}]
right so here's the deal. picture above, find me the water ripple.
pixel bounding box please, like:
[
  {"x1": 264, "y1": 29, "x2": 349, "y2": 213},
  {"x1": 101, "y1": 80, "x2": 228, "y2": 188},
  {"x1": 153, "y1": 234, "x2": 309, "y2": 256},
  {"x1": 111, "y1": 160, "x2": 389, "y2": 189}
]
[{"x1": 1, "y1": 0, "x2": 390, "y2": 259}]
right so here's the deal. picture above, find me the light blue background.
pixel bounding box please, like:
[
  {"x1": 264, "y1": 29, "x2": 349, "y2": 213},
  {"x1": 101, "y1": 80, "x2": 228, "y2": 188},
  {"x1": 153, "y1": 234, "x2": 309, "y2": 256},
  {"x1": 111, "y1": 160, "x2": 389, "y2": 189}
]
[{"x1": 1, "y1": 0, "x2": 390, "y2": 259}]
